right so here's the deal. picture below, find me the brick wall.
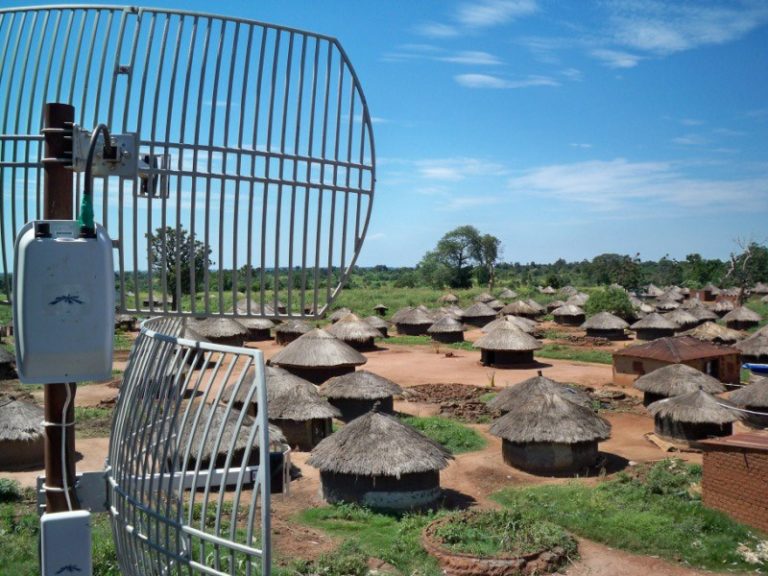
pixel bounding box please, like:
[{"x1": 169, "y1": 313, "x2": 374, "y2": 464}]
[{"x1": 702, "y1": 440, "x2": 768, "y2": 533}]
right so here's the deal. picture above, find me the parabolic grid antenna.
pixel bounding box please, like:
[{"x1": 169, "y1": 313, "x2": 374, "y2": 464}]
[{"x1": 0, "y1": 5, "x2": 376, "y2": 319}]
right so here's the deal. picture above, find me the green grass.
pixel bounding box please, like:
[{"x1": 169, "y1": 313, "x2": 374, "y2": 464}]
[
  {"x1": 75, "y1": 406, "x2": 114, "y2": 438},
  {"x1": 478, "y1": 391, "x2": 497, "y2": 403},
  {"x1": 113, "y1": 330, "x2": 134, "y2": 352},
  {"x1": 400, "y1": 415, "x2": 486, "y2": 454},
  {"x1": 297, "y1": 503, "x2": 442, "y2": 576},
  {"x1": 384, "y1": 334, "x2": 475, "y2": 351},
  {"x1": 491, "y1": 459, "x2": 767, "y2": 573},
  {"x1": 535, "y1": 343, "x2": 613, "y2": 365}
]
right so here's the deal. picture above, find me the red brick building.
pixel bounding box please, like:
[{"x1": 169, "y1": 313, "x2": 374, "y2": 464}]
[{"x1": 700, "y1": 434, "x2": 768, "y2": 533}]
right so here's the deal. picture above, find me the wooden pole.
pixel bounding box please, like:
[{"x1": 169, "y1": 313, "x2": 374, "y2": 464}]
[{"x1": 42, "y1": 102, "x2": 80, "y2": 512}]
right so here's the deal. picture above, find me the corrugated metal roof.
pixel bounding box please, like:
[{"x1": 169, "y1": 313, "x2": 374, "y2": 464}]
[
  {"x1": 699, "y1": 432, "x2": 768, "y2": 451},
  {"x1": 613, "y1": 336, "x2": 739, "y2": 362}
]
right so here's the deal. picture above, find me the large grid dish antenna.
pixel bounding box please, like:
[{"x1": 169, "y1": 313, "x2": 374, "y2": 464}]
[{"x1": 0, "y1": 5, "x2": 376, "y2": 318}]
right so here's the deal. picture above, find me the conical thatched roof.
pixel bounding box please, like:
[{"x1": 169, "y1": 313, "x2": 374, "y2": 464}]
[
  {"x1": 703, "y1": 283, "x2": 721, "y2": 294},
  {"x1": 363, "y1": 316, "x2": 389, "y2": 331},
  {"x1": 582, "y1": 311, "x2": 628, "y2": 330},
  {"x1": 188, "y1": 317, "x2": 248, "y2": 340},
  {"x1": 633, "y1": 363, "x2": 726, "y2": 396},
  {"x1": 274, "y1": 319, "x2": 313, "y2": 337},
  {"x1": 524, "y1": 299, "x2": 546, "y2": 313},
  {"x1": 663, "y1": 309, "x2": 698, "y2": 328},
  {"x1": 735, "y1": 325, "x2": 768, "y2": 358},
  {"x1": 307, "y1": 410, "x2": 452, "y2": 476},
  {"x1": 462, "y1": 302, "x2": 497, "y2": 318},
  {"x1": 721, "y1": 288, "x2": 741, "y2": 297},
  {"x1": 237, "y1": 317, "x2": 276, "y2": 331},
  {"x1": 730, "y1": 377, "x2": 768, "y2": 408},
  {"x1": 393, "y1": 308, "x2": 433, "y2": 326},
  {"x1": 0, "y1": 397, "x2": 44, "y2": 441},
  {"x1": 474, "y1": 292, "x2": 495, "y2": 303},
  {"x1": 427, "y1": 315, "x2": 465, "y2": 334},
  {"x1": 439, "y1": 305, "x2": 465, "y2": 319},
  {"x1": 266, "y1": 368, "x2": 341, "y2": 420},
  {"x1": 723, "y1": 306, "x2": 762, "y2": 323},
  {"x1": 500, "y1": 300, "x2": 539, "y2": 316},
  {"x1": 320, "y1": 370, "x2": 403, "y2": 400},
  {"x1": 482, "y1": 315, "x2": 535, "y2": 334},
  {"x1": 680, "y1": 321, "x2": 746, "y2": 344},
  {"x1": 753, "y1": 282, "x2": 768, "y2": 295},
  {"x1": 487, "y1": 374, "x2": 592, "y2": 412},
  {"x1": 498, "y1": 288, "x2": 517, "y2": 299},
  {"x1": 645, "y1": 284, "x2": 665, "y2": 298},
  {"x1": 390, "y1": 306, "x2": 414, "y2": 323},
  {"x1": 630, "y1": 312, "x2": 677, "y2": 330},
  {"x1": 486, "y1": 299, "x2": 505, "y2": 311},
  {"x1": 326, "y1": 314, "x2": 382, "y2": 342},
  {"x1": 687, "y1": 306, "x2": 719, "y2": 322},
  {"x1": 681, "y1": 297, "x2": 703, "y2": 309},
  {"x1": 566, "y1": 293, "x2": 589, "y2": 307},
  {"x1": 373, "y1": 303, "x2": 389, "y2": 312},
  {"x1": 559, "y1": 286, "x2": 578, "y2": 297},
  {"x1": 546, "y1": 299, "x2": 566, "y2": 311},
  {"x1": 646, "y1": 390, "x2": 742, "y2": 424},
  {"x1": 552, "y1": 304, "x2": 585, "y2": 318},
  {"x1": 714, "y1": 300, "x2": 735, "y2": 313},
  {"x1": 473, "y1": 322, "x2": 542, "y2": 351},
  {"x1": 438, "y1": 293, "x2": 459, "y2": 304},
  {"x1": 655, "y1": 298, "x2": 680, "y2": 311},
  {"x1": 541, "y1": 286, "x2": 557, "y2": 295},
  {"x1": 762, "y1": 295, "x2": 768, "y2": 304},
  {"x1": 489, "y1": 387, "x2": 611, "y2": 443},
  {"x1": 236, "y1": 298, "x2": 275, "y2": 316},
  {"x1": 270, "y1": 328, "x2": 367, "y2": 368},
  {"x1": 328, "y1": 308, "x2": 353, "y2": 323}
]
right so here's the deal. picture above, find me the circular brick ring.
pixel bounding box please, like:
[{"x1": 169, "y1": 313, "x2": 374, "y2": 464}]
[{"x1": 422, "y1": 514, "x2": 574, "y2": 576}]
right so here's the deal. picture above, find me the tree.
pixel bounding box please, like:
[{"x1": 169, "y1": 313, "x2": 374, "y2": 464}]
[
  {"x1": 473, "y1": 233, "x2": 502, "y2": 290},
  {"x1": 588, "y1": 253, "x2": 642, "y2": 289},
  {"x1": 726, "y1": 240, "x2": 768, "y2": 304},
  {"x1": 418, "y1": 225, "x2": 502, "y2": 289},
  {"x1": 147, "y1": 226, "x2": 213, "y2": 310},
  {"x1": 584, "y1": 287, "x2": 635, "y2": 321}
]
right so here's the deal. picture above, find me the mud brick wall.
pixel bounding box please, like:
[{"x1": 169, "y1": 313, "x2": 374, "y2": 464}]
[{"x1": 702, "y1": 446, "x2": 768, "y2": 533}]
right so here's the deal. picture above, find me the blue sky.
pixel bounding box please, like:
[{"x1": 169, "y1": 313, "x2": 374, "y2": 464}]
[{"x1": 21, "y1": 0, "x2": 768, "y2": 266}]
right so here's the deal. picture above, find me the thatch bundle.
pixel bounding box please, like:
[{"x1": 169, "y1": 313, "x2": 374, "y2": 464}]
[
  {"x1": 461, "y1": 302, "x2": 497, "y2": 327},
  {"x1": 722, "y1": 306, "x2": 762, "y2": 330},
  {"x1": 663, "y1": 309, "x2": 699, "y2": 330},
  {"x1": 320, "y1": 370, "x2": 403, "y2": 421},
  {"x1": 482, "y1": 315, "x2": 535, "y2": 334},
  {"x1": 363, "y1": 316, "x2": 390, "y2": 338},
  {"x1": 115, "y1": 314, "x2": 137, "y2": 331},
  {"x1": 762, "y1": 295, "x2": 768, "y2": 304},
  {"x1": 187, "y1": 317, "x2": 249, "y2": 346},
  {"x1": 647, "y1": 390, "x2": 742, "y2": 442},
  {"x1": 633, "y1": 363, "x2": 726, "y2": 406},
  {"x1": 680, "y1": 321, "x2": 745, "y2": 344},
  {"x1": 427, "y1": 315, "x2": 465, "y2": 343},
  {"x1": 487, "y1": 373, "x2": 592, "y2": 413},
  {"x1": 269, "y1": 328, "x2": 367, "y2": 384},
  {"x1": 552, "y1": 304, "x2": 586, "y2": 326},
  {"x1": 326, "y1": 313, "x2": 382, "y2": 351},
  {"x1": 274, "y1": 319, "x2": 313, "y2": 345},
  {"x1": 0, "y1": 396, "x2": 44, "y2": 469},
  {"x1": 729, "y1": 377, "x2": 768, "y2": 427}
]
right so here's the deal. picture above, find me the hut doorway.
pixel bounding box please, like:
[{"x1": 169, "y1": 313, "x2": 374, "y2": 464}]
[{"x1": 705, "y1": 360, "x2": 720, "y2": 379}]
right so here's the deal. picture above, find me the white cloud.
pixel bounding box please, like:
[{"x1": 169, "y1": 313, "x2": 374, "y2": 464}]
[
  {"x1": 416, "y1": 158, "x2": 507, "y2": 181},
  {"x1": 440, "y1": 195, "x2": 502, "y2": 211},
  {"x1": 416, "y1": 22, "x2": 460, "y2": 38},
  {"x1": 456, "y1": 0, "x2": 538, "y2": 28},
  {"x1": 713, "y1": 128, "x2": 746, "y2": 137},
  {"x1": 570, "y1": 143, "x2": 593, "y2": 149},
  {"x1": 454, "y1": 73, "x2": 559, "y2": 89},
  {"x1": 680, "y1": 118, "x2": 705, "y2": 126},
  {"x1": 439, "y1": 51, "x2": 502, "y2": 65},
  {"x1": 366, "y1": 232, "x2": 386, "y2": 240},
  {"x1": 560, "y1": 68, "x2": 583, "y2": 81},
  {"x1": 672, "y1": 134, "x2": 709, "y2": 146},
  {"x1": 590, "y1": 48, "x2": 643, "y2": 68},
  {"x1": 507, "y1": 158, "x2": 768, "y2": 213}
]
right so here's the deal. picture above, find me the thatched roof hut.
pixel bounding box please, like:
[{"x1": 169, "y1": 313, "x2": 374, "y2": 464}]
[
  {"x1": 630, "y1": 313, "x2": 677, "y2": 340},
  {"x1": 269, "y1": 328, "x2": 367, "y2": 384},
  {"x1": 729, "y1": 377, "x2": 768, "y2": 427},
  {"x1": 663, "y1": 309, "x2": 699, "y2": 331},
  {"x1": 487, "y1": 372, "x2": 592, "y2": 413},
  {"x1": 187, "y1": 317, "x2": 249, "y2": 347},
  {"x1": 461, "y1": 302, "x2": 497, "y2": 328},
  {"x1": 307, "y1": 409, "x2": 452, "y2": 509},
  {"x1": 427, "y1": 315, "x2": 465, "y2": 344},
  {"x1": 320, "y1": 370, "x2": 403, "y2": 422},
  {"x1": 486, "y1": 299, "x2": 505, "y2": 311},
  {"x1": 393, "y1": 308, "x2": 433, "y2": 336},
  {"x1": 237, "y1": 317, "x2": 275, "y2": 341},
  {"x1": 438, "y1": 293, "x2": 459, "y2": 304},
  {"x1": 326, "y1": 313, "x2": 382, "y2": 351},
  {"x1": 0, "y1": 396, "x2": 44, "y2": 469},
  {"x1": 438, "y1": 305, "x2": 465, "y2": 320},
  {"x1": 644, "y1": 284, "x2": 665, "y2": 298},
  {"x1": 474, "y1": 292, "x2": 495, "y2": 303},
  {"x1": 655, "y1": 298, "x2": 680, "y2": 312},
  {"x1": 722, "y1": 306, "x2": 762, "y2": 331},
  {"x1": 489, "y1": 387, "x2": 611, "y2": 474},
  {"x1": 482, "y1": 315, "x2": 536, "y2": 334},
  {"x1": 753, "y1": 282, "x2": 768, "y2": 295},
  {"x1": 681, "y1": 296, "x2": 703, "y2": 310},
  {"x1": 566, "y1": 293, "x2": 589, "y2": 307},
  {"x1": 363, "y1": 316, "x2": 390, "y2": 338},
  {"x1": 500, "y1": 300, "x2": 540, "y2": 319},
  {"x1": 115, "y1": 314, "x2": 137, "y2": 332},
  {"x1": 713, "y1": 299, "x2": 735, "y2": 316},
  {"x1": 735, "y1": 325, "x2": 768, "y2": 362},
  {"x1": 236, "y1": 298, "x2": 276, "y2": 316},
  {"x1": 633, "y1": 363, "x2": 726, "y2": 406},
  {"x1": 552, "y1": 304, "x2": 586, "y2": 326},
  {"x1": 560, "y1": 286, "x2": 578, "y2": 297},
  {"x1": 702, "y1": 283, "x2": 721, "y2": 301},
  {"x1": 680, "y1": 321, "x2": 746, "y2": 345},
  {"x1": 581, "y1": 312, "x2": 628, "y2": 340},
  {"x1": 473, "y1": 322, "x2": 542, "y2": 367},
  {"x1": 373, "y1": 304, "x2": 389, "y2": 317},
  {"x1": 540, "y1": 286, "x2": 557, "y2": 295},
  {"x1": 0, "y1": 348, "x2": 16, "y2": 379},
  {"x1": 546, "y1": 299, "x2": 566, "y2": 312},
  {"x1": 687, "y1": 305, "x2": 719, "y2": 323},
  {"x1": 647, "y1": 390, "x2": 742, "y2": 442},
  {"x1": 274, "y1": 319, "x2": 313, "y2": 345},
  {"x1": 498, "y1": 288, "x2": 517, "y2": 300},
  {"x1": 328, "y1": 308, "x2": 353, "y2": 323}
]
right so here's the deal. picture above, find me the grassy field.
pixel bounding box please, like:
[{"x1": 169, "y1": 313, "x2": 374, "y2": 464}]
[
  {"x1": 384, "y1": 334, "x2": 475, "y2": 351},
  {"x1": 535, "y1": 344, "x2": 613, "y2": 364},
  {"x1": 75, "y1": 406, "x2": 114, "y2": 438},
  {"x1": 491, "y1": 459, "x2": 768, "y2": 573},
  {"x1": 400, "y1": 415, "x2": 486, "y2": 454}
]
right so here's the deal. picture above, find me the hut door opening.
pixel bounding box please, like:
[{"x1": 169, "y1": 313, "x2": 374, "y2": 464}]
[{"x1": 705, "y1": 360, "x2": 720, "y2": 379}]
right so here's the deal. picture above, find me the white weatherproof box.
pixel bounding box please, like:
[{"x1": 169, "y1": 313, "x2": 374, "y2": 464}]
[
  {"x1": 40, "y1": 510, "x2": 93, "y2": 576},
  {"x1": 13, "y1": 220, "x2": 115, "y2": 384}
]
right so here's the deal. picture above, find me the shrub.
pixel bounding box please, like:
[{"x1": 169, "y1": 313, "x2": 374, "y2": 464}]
[
  {"x1": 0, "y1": 479, "x2": 22, "y2": 503},
  {"x1": 584, "y1": 287, "x2": 634, "y2": 320}
]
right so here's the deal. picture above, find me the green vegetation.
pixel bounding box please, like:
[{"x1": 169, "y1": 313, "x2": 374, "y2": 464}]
[
  {"x1": 433, "y1": 509, "x2": 577, "y2": 558},
  {"x1": 0, "y1": 479, "x2": 22, "y2": 503},
  {"x1": 385, "y1": 334, "x2": 475, "y2": 351},
  {"x1": 535, "y1": 344, "x2": 613, "y2": 365},
  {"x1": 400, "y1": 415, "x2": 486, "y2": 454},
  {"x1": 478, "y1": 391, "x2": 497, "y2": 404},
  {"x1": 113, "y1": 330, "x2": 134, "y2": 351},
  {"x1": 583, "y1": 286, "x2": 634, "y2": 320},
  {"x1": 492, "y1": 459, "x2": 767, "y2": 573},
  {"x1": 418, "y1": 225, "x2": 501, "y2": 289},
  {"x1": 297, "y1": 503, "x2": 441, "y2": 575},
  {"x1": 75, "y1": 406, "x2": 114, "y2": 438}
]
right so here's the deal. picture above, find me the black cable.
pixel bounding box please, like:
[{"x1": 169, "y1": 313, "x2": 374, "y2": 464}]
[{"x1": 79, "y1": 123, "x2": 113, "y2": 238}]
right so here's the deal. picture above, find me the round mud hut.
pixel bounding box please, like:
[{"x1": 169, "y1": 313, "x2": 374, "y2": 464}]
[
  {"x1": 269, "y1": 328, "x2": 367, "y2": 384},
  {"x1": 427, "y1": 315, "x2": 465, "y2": 344},
  {"x1": 546, "y1": 299, "x2": 566, "y2": 313},
  {"x1": 552, "y1": 304, "x2": 586, "y2": 326},
  {"x1": 461, "y1": 302, "x2": 497, "y2": 328},
  {"x1": 735, "y1": 325, "x2": 768, "y2": 363},
  {"x1": 483, "y1": 315, "x2": 536, "y2": 334},
  {"x1": 713, "y1": 299, "x2": 735, "y2": 317},
  {"x1": 0, "y1": 396, "x2": 44, "y2": 469},
  {"x1": 655, "y1": 298, "x2": 680, "y2": 312},
  {"x1": 500, "y1": 300, "x2": 540, "y2": 319},
  {"x1": 187, "y1": 317, "x2": 249, "y2": 347},
  {"x1": 487, "y1": 372, "x2": 593, "y2": 414},
  {"x1": 680, "y1": 321, "x2": 746, "y2": 345},
  {"x1": 566, "y1": 293, "x2": 589, "y2": 307},
  {"x1": 326, "y1": 313, "x2": 382, "y2": 351},
  {"x1": 647, "y1": 390, "x2": 742, "y2": 442},
  {"x1": 474, "y1": 292, "x2": 495, "y2": 303},
  {"x1": 393, "y1": 308, "x2": 434, "y2": 336},
  {"x1": 498, "y1": 288, "x2": 518, "y2": 300},
  {"x1": 237, "y1": 317, "x2": 275, "y2": 341},
  {"x1": 633, "y1": 363, "x2": 726, "y2": 406},
  {"x1": 702, "y1": 283, "x2": 721, "y2": 302},
  {"x1": 486, "y1": 299, "x2": 505, "y2": 312},
  {"x1": 581, "y1": 312, "x2": 629, "y2": 340},
  {"x1": 373, "y1": 303, "x2": 389, "y2": 317},
  {"x1": 235, "y1": 298, "x2": 276, "y2": 317},
  {"x1": 723, "y1": 306, "x2": 762, "y2": 331},
  {"x1": 663, "y1": 309, "x2": 699, "y2": 331},
  {"x1": 488, "y1": 387, "x2": 611, "y2": 475},
  {"x1": 320, "y1": 370, "x2": 403, "y2": 422},
  {"x1": 438, "y1": 293, "x2": 459, "y2": 305},
  {"x1": 363, "y1": 316, "x2": 390, "y2": 338},
  {"x1": 729, "y1": 377, "x2": 768, "y2": 428},
  {"x1": 274, "y1": 319, "x2": 313, "y2": 345},
  {"x1": 307, "y1": 408, "x2": 452, "y2": 510},
  {"x1": 630, "y1": 313, "x2": 677, "y2": 341},
  {"x1": 473, "y1": 322, "x2": 542, "y2": 367},
  {"x1": 328, "y1": 308, "x2": 353, "y2": 323}
]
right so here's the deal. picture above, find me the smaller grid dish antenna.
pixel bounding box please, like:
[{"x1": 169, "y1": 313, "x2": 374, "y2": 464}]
[{"x1": 0, "y1": 5, "x2": 376, "y2": 319}]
